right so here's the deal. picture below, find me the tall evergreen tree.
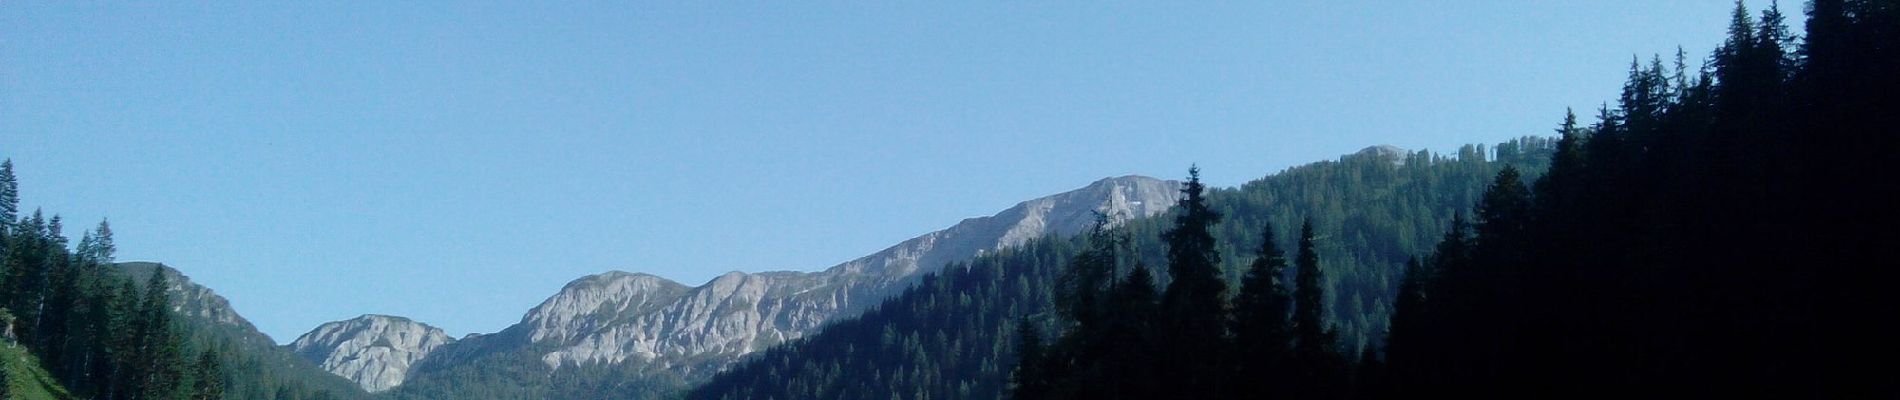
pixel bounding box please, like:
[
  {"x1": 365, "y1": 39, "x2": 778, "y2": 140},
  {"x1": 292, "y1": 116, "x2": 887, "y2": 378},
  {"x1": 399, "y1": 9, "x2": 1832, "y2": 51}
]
[
  {"x1": 134, "y1": 268, "x2": 183, "y2": 400},
  {"x1": 1156, "y1": 166, "x2": 1226, "y2": 397},
  {"x1": 0, "y1": 159, "x2": 17, "y2": 233},
  {"x1": 1474, "y1": 167, "x2": 1531, "y2": 259},
  {"x1": 4, "y1": 209, "x2": 50, "y2": 344},
  {"x1": 1291, "y1": 220, "x2": 1330, "y2": 353},
  {"x1": 1228, "y1": 222, "x2": 1290, "y2": 398},
  {"x1": 1290, "y1": 219, "x2": 1340, "y2": 397},
  {"x1": 87, "y1": 220, "x2": 115, "y2": 264}
]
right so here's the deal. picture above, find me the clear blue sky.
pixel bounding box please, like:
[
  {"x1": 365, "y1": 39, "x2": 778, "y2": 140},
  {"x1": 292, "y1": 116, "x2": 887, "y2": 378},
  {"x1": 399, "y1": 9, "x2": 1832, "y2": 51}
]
[{"x1": 4, "y1": 1, "x2": 1748, "y2": 342}]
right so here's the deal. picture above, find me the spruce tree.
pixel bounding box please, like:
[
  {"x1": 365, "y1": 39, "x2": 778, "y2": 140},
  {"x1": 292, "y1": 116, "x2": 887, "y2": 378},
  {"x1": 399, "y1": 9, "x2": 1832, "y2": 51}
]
[
  {"x1": 135, "y1": 268, "x2": 183, "y2": 400},
  {"x1": 1290, "y1": 219, "x2": 1341, "y2": 397},
  {"x1": 90, "y1": 220, "x2": 115, "y2": 264},
  {"x1": 1157, "y1": 166, "x2": 1226, "y2": 397},
  {"x1": 1475, "y1": 166, "x2": 1532, "y2": 258},
  {"x1": 1291, "y1": 219, "x2": 1334, "y2": 357},
  {"x1": 0, "y1": 159, "x2": 17, "y2": 233},
  {"x1": 1229, "y1": 222, "x2": 1291, "y2": 398}
]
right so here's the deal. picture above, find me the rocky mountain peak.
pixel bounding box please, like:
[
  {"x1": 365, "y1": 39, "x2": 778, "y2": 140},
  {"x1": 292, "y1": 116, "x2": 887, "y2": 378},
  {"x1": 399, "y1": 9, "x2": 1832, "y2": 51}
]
[
  {"x1": 288, "y1": 314, "x2": 456, "y2": 393},
  {"x1": 1350, "y1": 145, "x2": 1410, "y2": 165},
  {"x1": 524, "y1": 271, "x2": 690, "y2": 344},
  {"x1": 363, "y1": 174, "x2": 1188, "y2": 390}
]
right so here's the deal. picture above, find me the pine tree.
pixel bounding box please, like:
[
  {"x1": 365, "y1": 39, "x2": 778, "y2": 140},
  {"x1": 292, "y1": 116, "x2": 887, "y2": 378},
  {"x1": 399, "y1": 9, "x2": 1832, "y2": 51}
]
[
  {"x1": 1229, "y1": 222, "x2": 1291, "y2": 398},
  {"x1": 1156, "y1": 166, "x2": 1226, "y2": 397}
]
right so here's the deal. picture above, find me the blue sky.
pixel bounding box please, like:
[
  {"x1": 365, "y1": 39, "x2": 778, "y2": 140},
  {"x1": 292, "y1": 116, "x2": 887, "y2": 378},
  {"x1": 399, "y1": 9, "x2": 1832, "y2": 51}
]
[{"x1": 3, "y1": 1, "x2": 1746, "y2": 342}]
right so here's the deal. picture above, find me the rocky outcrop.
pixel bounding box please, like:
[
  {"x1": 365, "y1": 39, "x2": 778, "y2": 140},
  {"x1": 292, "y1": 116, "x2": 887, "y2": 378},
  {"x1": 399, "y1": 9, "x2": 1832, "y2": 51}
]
[
  {"x1": 289, "y1": 315, "x2": 456, "y2": 392},
  {"x1": 1352, "y1": 145, "x2": 1410, "y2": 166},
  {"x1": 399, "y1": 175, "x2": 1185, "y2": 386},
  {"x1": 120, "y1": 261, "x2": 259, "y2": 333}
]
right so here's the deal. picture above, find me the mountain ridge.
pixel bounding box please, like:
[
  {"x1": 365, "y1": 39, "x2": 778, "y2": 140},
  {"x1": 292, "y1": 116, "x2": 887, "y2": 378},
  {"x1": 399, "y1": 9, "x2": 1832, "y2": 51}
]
[{"x1": 373, "y1": 174, "x2": 1184, "y2": 397}]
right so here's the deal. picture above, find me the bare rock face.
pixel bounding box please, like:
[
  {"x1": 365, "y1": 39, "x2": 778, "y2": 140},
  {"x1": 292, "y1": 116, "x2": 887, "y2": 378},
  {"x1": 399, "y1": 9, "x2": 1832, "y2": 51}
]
[
  {"x1": 452, "y1": 175, "x2": 1185, "y2": 382},
  {"x1": 289, "y1": 315, "x2": 456, "y2": 393},
  {"x1": 1352, "y1": 145, "x2": 1410, "y2": 166},
  {"x1": 338, "y1": 175, "x2": 1183, "y2": 393}
]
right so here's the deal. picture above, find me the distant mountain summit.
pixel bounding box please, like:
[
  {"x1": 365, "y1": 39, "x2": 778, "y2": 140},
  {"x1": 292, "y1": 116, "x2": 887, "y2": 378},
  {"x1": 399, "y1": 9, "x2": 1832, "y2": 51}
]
[
  {"x1": 1351, "y1": 145, "x2": 1409, "y2": 165},
  {"x1": 290, "y1": 315, "x2": 456, "y2": 393},
  {"x1": 364, "y1": 175, "x2": 1183, "y2": 395}
]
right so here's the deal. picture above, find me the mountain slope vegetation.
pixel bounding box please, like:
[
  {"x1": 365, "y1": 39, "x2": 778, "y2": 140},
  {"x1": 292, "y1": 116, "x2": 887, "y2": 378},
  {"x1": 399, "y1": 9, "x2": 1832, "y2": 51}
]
[
  {"x1": 697, "y1": 1, "x2": 1900, "y2": 398},
  {"x1": 690, "y1": 140, "x2": 1551, "y2": 400},
  {"x1": 3, "y1": 339, "x2": 75, "y2": 400}
]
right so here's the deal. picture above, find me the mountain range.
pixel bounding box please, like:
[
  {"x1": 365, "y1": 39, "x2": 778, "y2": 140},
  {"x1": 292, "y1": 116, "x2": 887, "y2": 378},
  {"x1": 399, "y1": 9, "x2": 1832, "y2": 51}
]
[{"x1": 287, "y1": 175, "x2": 1183, "y2": 394}]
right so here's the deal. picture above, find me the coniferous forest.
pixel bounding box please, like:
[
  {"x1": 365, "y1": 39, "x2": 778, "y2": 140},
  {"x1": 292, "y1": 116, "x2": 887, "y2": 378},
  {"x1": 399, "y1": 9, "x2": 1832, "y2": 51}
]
[
  {"x1": 4, "y1": 1, "x2": 1898, "y2": 398},
  {"x1": 697, "y1": 1, "x2": 1898, "y2": 398},
  {"x1": 0, "y1": 161, "x2": 369, "y2": 399}
]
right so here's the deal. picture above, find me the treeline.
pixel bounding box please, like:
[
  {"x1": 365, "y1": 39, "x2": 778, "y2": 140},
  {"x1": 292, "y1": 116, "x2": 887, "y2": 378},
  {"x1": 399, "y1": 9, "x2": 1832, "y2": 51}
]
[
  {"x1": 690, "y1": 140, "x2": 1544, "y2": 399},
  {"x1": 0, "y1": 161, "x2": 357, "y2": 400},
  {"x1": 1382, "y1": 0, "x2": 1897, "y2": 396},
  {"x1": 1013, "y1": 170, "x2": 1370, "y2": 399},
  {"x1": 1032, "y1": 0, "x2": 1898, "y2": 398}
]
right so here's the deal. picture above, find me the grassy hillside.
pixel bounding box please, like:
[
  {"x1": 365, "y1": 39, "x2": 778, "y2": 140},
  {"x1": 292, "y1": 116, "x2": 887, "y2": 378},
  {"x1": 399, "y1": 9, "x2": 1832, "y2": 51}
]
[{"x1": 2, "y1": 341, "x2": 74, "y2": 400}]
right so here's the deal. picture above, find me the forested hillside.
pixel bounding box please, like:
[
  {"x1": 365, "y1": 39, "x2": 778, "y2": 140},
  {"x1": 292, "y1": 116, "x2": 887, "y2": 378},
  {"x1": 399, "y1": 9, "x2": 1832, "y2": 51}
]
[
  {"x1": 0, "y1": 161, "x2": 369, "y2": 400},
  {"x1": 690, "y1": 139, "x2": 1549, "y2": 400},
  {"x1": 1380, "y1": 1, "x2": 1898, "y2": 396},
  {"x1": 698, "y1": 1, "x2": 1899, "y2": 398}
]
